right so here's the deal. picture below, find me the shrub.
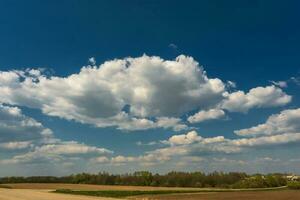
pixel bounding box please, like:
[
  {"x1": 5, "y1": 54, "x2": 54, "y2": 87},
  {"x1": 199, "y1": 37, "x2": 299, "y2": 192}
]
[{"x1": 287, "y1": 181, "x2": 300, "y2": 189}]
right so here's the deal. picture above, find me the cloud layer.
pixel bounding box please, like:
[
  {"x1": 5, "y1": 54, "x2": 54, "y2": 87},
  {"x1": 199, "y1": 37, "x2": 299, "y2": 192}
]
[
  {"x1": 132, "y1": 128, "x2": 300, "y2": 166},
  {"x1": 0, "y1": 104, "x2": 112, "y2": 166},
  {"x1": 0, "y1": 104, "x2": 52, "y2": 144},
  {"x1": 1, "y1": 104, "x2": 300, "y2": 173}
]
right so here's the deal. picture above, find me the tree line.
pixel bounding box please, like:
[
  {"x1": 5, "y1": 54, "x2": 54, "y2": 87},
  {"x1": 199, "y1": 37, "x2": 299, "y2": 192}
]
[{"x1": 0, "y1": 171, "x2": 288, "y2": 188}]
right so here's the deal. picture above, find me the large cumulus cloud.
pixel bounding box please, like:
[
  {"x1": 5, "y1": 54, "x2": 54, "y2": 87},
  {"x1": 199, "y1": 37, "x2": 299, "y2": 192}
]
[{"x1": 0, "y1": 55, "x2": 291, "y2": 130}]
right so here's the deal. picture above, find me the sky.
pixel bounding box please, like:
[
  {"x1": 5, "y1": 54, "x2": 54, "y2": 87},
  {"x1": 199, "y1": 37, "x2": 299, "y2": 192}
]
[{"x1": 0, "y1": 0, "x2": 300, "y2": 176}]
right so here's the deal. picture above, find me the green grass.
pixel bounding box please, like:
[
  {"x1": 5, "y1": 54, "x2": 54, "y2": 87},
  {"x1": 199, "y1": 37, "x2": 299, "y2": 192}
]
[
  {"x1": 54, "y1": 189, "x2": 205, "y2": 198},
  {"x1": 54, "y1": 187, "x2": 288, "y2": 198},
  {"x1": 287, "y1": 181, "x2": 300, "y2": 189}
]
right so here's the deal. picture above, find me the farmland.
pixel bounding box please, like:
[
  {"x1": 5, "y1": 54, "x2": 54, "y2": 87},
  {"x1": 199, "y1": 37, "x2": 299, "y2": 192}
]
[
  {"x1": 0, "y1": 188, "x2": 115, "y2": 200},
  {"x1": 1, "y1": 183, "x2": 300, "y2": 200},
  {"x1": 130, "y1": 190, "x2": 300, "y2": 200}
]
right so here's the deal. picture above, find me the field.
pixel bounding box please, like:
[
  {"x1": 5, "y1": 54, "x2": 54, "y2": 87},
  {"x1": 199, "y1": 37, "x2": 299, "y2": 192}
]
[
  {"x1": 1, "y1": 183, "x2": 205, "y2": 191},
  {"x1": 130, "y1": 190, "x2": 300, "y2": 200},
  {"x1": 0, "y1": 183, "x2": 299, "y2": 200}
]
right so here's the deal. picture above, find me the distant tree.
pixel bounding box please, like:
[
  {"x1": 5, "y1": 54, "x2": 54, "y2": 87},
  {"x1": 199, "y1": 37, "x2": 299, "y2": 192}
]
[{"x1": 0, "y1": 171, "x2": 288, "y2": 189}]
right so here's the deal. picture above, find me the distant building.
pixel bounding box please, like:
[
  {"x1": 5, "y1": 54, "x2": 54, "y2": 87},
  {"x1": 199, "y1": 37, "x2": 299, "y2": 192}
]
[{"x1": 286, "y1": 175, "x2": 300, "y2": 181}]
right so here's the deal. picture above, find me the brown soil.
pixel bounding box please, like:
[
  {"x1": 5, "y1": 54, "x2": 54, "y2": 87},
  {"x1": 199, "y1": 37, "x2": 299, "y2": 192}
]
[
  {"x1": 2, "y1": 183, "x2": 203, "y2": 191},
  {"x1": 130, "y1": 190, "x2": 300, "y2": 200},
  {"x1": 0, "y1": 188, "x2": 116, "y2": 200}
]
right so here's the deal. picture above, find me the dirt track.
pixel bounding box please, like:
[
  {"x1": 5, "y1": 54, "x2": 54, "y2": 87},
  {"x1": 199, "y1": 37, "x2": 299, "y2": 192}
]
[{"x1": 0, "y1": 188, "x2": 117, "y2": 200}]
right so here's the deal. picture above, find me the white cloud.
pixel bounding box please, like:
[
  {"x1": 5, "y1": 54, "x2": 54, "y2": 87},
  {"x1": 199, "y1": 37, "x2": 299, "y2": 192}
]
[
  {"x1": 92, "y1": 154, "x2": 170, "y2": 166},
  {"x1": 231, "y1": 132, "x2": 300, "y2": 146},
  {"x1": 226, "y1": 81, "x2": 237, "y2": 88},
  {"x1": 0, "y1": 141, "x2": 32, "y2": 150},
  {"x1": 235, "y1": 108, "x2": 300, "y2": 136},
  {"x1": 270, "y1": 80, "x2": 288, "y2": 88},
  {"x1": 89, "y1": 132, "x2": 300, "y2": 170},
  {"x1": 88, "y1": 57, "x2": 96, "y2": 65},
  {"x1": 0, "y1": 71, "x2": 20, "y2": 85},
  {"x1": 89, "y1": 112, "x2": 187, "y2": 131},
  {"x1": 33, "y1": 141, "x2": 112, "y2": 155},
  {"x1": 0, "y1": 55, "x2": 291, "y2": 131},
  {"x1": 222, "y1": 85, "x2": 291, "y2": 112},
  {"x1": 0, "y1": 104, "x2": 53, "y2": 144},
  {"x1": 256, "y1": 157, "x2": 280, "y2": 162},
  {"x1": 140, "y1": 128, "x2": 300, "y2": 162},
  {"x1": 86, "y1": 113, "x2": 300, "y2": 167},
  {"x1": 111, "y1": 155, "x2": 137, "y2": 163},
  {"x1": 0, "y1": 55, "x2": 227, "y2": 131},
  {"x1": 167, "y1": 130, "x2": 201, "y2": 145},
  {"x1": 188, "y1": 109, "x2": 225, "y2": 123},
  {"x1": 92, "y1": 156, "x2": 110, "y2": 163},
  {"x1": 163, "y1": 130, "x2": 226, "y2": 146},
  {"x1": 3, "y1": 105, "x2": 300, "y2": 170},
  {"x1": 1, "y1": 140, "x2": 113, "y2": 165},
  {"x1": 156, "y1": 117, "x2": 188, "y2": 131},
  {"x1": 136, "y1": 141, "x2": 158, "y2": 146},
  {"x1": 212, "y1": 157, "x2": 246, "y2": 165},
  {"x1": 161, "y1": 109, "x2": 300, "y2": 158},
  {"x1": 0, "y1": 104, "x2": 113, "y2": 166}
]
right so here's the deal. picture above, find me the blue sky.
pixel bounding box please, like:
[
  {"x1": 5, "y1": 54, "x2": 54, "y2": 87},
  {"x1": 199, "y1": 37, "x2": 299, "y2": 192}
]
[{"x1": 0, "y1": 0, "x2": 300, "y2": 176}]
